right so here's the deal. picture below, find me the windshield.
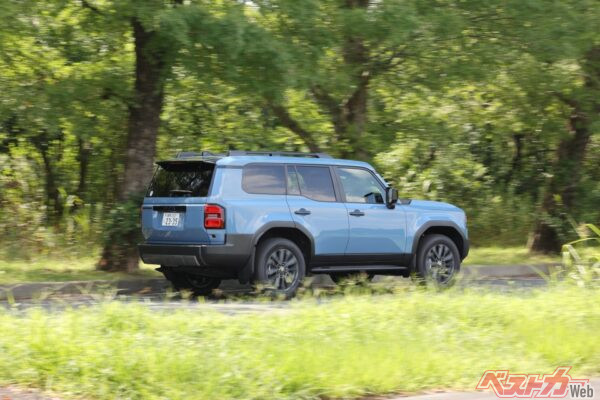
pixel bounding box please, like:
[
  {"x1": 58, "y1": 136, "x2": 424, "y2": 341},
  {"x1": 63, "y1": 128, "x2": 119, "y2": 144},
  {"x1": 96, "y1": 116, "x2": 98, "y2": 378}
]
[{"x1": 147, "y1": 162, "x2": 215, "y2": 197}]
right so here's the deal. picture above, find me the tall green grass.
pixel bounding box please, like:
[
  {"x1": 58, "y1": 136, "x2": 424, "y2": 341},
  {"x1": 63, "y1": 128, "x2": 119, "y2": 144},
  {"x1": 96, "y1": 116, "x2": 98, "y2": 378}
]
[
  {"x1": 1, "y1": 286, "x2": 600, "y2": 399},
  {"x1": 561, "y1": 224, "x2": 600, "y2": 287}
]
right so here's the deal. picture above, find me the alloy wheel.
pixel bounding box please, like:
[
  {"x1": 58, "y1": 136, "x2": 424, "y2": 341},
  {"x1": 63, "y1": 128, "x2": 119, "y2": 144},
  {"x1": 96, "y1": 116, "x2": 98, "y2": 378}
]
[
  {"x1": 425, "y1": 243, "x2": 456, "y2": 284},
  {"x1": 265, "y1": 248, "x2": 299, "y2": 290}
]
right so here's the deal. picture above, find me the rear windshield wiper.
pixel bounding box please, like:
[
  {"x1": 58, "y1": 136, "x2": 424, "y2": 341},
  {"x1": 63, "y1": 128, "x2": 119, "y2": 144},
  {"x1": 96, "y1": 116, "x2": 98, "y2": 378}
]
[{"x1": 169, "y1": 189, "x2": 193, "y2": 197}]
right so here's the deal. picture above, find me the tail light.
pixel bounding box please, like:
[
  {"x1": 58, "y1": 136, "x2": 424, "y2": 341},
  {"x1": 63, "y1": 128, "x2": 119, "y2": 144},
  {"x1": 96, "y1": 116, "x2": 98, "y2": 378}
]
[{"x1": 204, "y1": 204, "x2": 225, "y2": 229}]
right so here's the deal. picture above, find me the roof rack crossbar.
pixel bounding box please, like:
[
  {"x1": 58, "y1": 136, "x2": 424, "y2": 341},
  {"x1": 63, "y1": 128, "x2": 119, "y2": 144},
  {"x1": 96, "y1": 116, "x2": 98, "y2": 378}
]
[{"x1": 227, "y1": 151, "x2": 332, "y2": 159}]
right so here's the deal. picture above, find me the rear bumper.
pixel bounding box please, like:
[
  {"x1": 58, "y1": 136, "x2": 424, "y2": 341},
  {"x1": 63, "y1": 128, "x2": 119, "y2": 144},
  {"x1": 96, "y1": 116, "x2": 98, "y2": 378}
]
[{"x1": 138, "y1": 234, "x2": 253, "y2": 270}]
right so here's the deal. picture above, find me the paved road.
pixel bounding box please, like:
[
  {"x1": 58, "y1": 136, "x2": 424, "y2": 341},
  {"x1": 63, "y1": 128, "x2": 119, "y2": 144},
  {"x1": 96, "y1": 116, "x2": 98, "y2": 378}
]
[{"x1": 0, "y1": 275, "x2": 548, "y2": 314}]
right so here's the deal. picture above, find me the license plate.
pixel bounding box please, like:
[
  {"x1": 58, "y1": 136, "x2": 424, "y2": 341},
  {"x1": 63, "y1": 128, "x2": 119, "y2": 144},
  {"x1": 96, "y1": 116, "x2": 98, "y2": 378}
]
[{"x1": 162, "y1": 212, "x2": 180, "y2": 227}]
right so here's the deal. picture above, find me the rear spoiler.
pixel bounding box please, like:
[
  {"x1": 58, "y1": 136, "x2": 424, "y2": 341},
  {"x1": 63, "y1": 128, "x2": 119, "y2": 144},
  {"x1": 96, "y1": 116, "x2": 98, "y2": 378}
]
[{"x1": 156, "y1": 159, "x2": 217, "y2": 167}]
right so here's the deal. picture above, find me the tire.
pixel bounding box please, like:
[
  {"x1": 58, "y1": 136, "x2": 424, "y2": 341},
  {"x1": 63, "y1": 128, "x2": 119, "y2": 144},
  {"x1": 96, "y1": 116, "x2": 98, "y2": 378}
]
[
  {"x1": 415, "y1": 234, "x2": 460, "y2": 287},
  {"x1": 329, "y1": 272, "x2": 375, "y2": 284},
  {"x1": 160, "y1": 267, "x2": 221, "y2": 297},
  {"x1": 254, "y1": 238, "x2": 306, "y2": 298}
]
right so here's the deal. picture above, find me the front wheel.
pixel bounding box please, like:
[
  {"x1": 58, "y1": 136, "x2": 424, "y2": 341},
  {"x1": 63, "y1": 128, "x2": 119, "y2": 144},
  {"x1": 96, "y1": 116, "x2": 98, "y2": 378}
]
[
  {"x1": 255, "y1": 238, "x2": 306, "y2": 298},
  {"x1": 416, "y1": 234, "x2": 460, "y2": 287}
]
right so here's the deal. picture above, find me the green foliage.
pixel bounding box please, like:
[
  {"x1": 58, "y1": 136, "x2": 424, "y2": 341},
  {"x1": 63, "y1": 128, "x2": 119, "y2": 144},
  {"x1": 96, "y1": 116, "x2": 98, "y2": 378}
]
[
  {"x1": 0, "y1": 149, "x2": 103, "y2": 259},
  {"x1": 0, "y1": 0, "x2": 598, "y2": 260},
  {"x1": 101, "y1": 194, "x2": 144, "y2": 248},
  {"x1": 562, "y1": 224, "x2": 600, "y2": 286},
  {"x1": 1, "y1": 287, "x2": 600, "y2": 398}
]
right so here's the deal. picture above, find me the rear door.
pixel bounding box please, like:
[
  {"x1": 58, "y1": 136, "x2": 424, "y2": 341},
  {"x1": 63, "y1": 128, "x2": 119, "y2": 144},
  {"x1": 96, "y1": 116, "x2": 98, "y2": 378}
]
[
  {"x1": 141, "y1": 161, "x2": 217, "y2": 244},
  {"x1": 286, "y1": 165, "x2": 349, "y2": 256},
  {"x1": 335, "y1": 166, "x2": 407, "y2": 256}
]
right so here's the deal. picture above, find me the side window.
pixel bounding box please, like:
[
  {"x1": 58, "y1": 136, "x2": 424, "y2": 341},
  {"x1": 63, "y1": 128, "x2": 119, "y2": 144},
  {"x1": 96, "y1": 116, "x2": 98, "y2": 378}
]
[
  {"x1": 242, "y1": 164, "x2": 286, "y2": 195},
  {"x1": 295, "y1": 166, "x2": 337, "y2": 202},
  {"x1": 286, "y1": 166, "x2": 300, "y2": 195},
  {"x1": 337, "y1": 167, "x2": 385, "y2": 204}
]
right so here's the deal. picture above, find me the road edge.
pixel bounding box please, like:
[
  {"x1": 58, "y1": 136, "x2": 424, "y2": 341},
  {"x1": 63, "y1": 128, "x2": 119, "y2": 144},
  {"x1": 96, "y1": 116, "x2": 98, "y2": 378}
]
[{"x1": 0, "y1": 264, "x2": 559, "y2": 301}]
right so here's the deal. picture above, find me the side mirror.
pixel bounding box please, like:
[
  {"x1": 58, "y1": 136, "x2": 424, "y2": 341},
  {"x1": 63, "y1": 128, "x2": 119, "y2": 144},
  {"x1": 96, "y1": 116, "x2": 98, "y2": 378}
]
[{"x1": 386, "y1": 187, "x2": 398, "y2": 209}]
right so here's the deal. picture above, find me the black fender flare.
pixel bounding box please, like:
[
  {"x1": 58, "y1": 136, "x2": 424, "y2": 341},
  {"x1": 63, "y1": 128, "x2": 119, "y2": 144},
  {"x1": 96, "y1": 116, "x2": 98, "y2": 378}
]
[
  {"x1": 251, "y1": 221, "x2": 315, "y2": 256},
  {"x1": 238, "y1": 221, "x2": 316, "y2": 282},
  {"x1": 410, "y1": 220, "x2": 469, "y2": 260}
]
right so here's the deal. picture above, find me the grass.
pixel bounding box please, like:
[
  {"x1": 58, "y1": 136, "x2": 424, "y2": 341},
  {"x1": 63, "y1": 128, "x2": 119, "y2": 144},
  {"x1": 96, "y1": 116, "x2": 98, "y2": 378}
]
[
  {"x1": 464, "y1": 246, "x2": 560, "y2": 266},
  {"x1": 1, "y1": 286, "x2": 600, "y2": 399},
  {"x1": 0, "y1": 257, "x2": 160, "y2": 284}
]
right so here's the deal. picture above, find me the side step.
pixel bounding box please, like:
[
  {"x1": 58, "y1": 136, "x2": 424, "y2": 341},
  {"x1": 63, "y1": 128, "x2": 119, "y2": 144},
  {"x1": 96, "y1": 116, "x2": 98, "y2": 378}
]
[{"x1": 310, "y1": 265, "x2": 408, "y2": 273}]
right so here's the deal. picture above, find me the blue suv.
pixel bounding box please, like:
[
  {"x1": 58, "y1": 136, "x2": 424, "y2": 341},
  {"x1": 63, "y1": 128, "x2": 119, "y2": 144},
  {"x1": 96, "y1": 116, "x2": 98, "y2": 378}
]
[{"x1": 138, "y1": 151, "x2": 469, "y2": 296}]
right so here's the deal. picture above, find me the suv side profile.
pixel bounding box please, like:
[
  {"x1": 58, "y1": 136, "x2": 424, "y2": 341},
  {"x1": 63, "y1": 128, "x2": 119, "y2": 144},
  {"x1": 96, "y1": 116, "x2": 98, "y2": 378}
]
[{"x1": 138, "y1": 151, "x2": 469, "y2": 296}]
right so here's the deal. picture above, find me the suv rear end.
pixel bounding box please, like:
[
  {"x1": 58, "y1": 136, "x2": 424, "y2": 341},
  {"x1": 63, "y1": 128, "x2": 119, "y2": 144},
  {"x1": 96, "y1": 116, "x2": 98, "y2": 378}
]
[
  {"x1": 138, "y1": 154, "x2": 254, "y2": 294},
  {"x1": 142, "y1": 159, "x2": 221, "y2": 247}
]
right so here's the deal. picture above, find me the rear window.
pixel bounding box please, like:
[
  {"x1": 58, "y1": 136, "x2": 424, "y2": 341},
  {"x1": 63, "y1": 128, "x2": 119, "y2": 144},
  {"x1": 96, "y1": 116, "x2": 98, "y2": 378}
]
[
  {"x1": 147, "y1": 162, "x2": 215, "y2": 197},
  {"x1": 295, "y1": 166, "x2": 336, "y2": 202},
  {"x1": 242, "y1": 164, "x2": 286, "y2": 195}
]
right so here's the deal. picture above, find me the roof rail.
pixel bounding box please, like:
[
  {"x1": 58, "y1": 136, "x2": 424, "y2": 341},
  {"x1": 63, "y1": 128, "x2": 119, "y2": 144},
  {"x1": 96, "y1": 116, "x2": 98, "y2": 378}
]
[
  {"x1": 176, "y1": 151, "x2": 221, "y2": 158},
  {"x1": 227, "y1": 150, "x2": 333, "y2": 159}
]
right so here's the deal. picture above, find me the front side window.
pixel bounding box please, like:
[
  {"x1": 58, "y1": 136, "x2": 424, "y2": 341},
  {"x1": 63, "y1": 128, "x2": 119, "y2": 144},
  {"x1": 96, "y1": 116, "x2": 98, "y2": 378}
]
[
  {"x1": 242, "y1": 164, "x2": 286, "y2": 195},
  {"x1": 337, "y1": 167, "x2": 385, "y2": 204},
  {"x1": 295, "y1": 166, "x2": 336, "y2": 202}
]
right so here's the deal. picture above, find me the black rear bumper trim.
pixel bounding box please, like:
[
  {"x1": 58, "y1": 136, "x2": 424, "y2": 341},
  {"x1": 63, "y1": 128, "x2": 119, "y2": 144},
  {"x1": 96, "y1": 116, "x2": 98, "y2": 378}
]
[{"x1": 138, "y1": 234, "x2": 253, "y2": 270}]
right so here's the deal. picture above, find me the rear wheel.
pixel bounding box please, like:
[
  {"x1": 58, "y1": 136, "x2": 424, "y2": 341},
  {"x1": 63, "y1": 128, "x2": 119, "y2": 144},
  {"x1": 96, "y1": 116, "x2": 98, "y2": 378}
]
[
  {"x1": 160, "y1": 267, "x2": 221, "y2": 296},
  {"x1": 416, "y1": 234, "x2": 460, "y2": 287},
  {"x1": 255, "y1": 238, "x2": 306, "y2": 298}
]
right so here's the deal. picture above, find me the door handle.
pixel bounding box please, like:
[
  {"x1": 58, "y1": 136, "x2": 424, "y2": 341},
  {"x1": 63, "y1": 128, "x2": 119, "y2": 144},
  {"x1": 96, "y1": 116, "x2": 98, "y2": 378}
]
[
  {"x1": 349, "y1": 209, "x2": 365, "y2": 217},
  {"x1": 294, "y1": 208, "x2": 311, "y2": 216}
]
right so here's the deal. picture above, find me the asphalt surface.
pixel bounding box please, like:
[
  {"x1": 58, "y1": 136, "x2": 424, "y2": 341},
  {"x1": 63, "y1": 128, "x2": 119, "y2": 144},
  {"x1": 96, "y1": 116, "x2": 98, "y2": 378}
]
[{"x1": 0, "y1": 275, "x2": 548, "y2": 314}]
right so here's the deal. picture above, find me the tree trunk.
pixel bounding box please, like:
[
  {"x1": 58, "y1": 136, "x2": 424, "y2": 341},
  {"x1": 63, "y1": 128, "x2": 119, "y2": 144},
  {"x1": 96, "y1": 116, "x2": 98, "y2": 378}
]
[
  {"x1": 76, "y1": 136, "x2": 90, "y2": 202},
  {"x1": 326, "y1": 1, "x2": 371, "y2": 160},
  {"x1": 269, "y1": 103, "x2": 322, "y2": 153},
  {"x1": 31, "y1": 132, "x2": 63, "y2": 225},
  {"x1": 40, "y1": 148, "x2": 63, "y2": 225},
  {"x1": 504, "y1": 133, "x2": 523, "y2": 185},
  {"x1": 267, "y1": 0, "x2": 372, "y2": 159},
  {"x1": 529, "y1": 46, "x2": 599, "y2": 253},
  {"x1": 339, "y1": 72, "x2": 369, "y2": 160},
  {"x1": 98, "y1": 18, "x2": 166, "y2": 272},
  {"x1": 528, "y1": 116, "x2": 591, "y2": 253}
]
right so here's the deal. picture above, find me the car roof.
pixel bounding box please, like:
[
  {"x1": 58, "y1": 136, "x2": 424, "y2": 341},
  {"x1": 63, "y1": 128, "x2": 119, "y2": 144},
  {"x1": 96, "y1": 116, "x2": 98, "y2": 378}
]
[
  {"x1": 157, "y1": 152, "x2": 375, "y2": 170},
  {"x1": 215, "y1": 155, "x2": 374, "y2": 169}
]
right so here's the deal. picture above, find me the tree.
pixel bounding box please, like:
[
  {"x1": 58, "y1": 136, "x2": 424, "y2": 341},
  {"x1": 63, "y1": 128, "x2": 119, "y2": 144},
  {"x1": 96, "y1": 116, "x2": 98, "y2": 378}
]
[
  {"x1": 491, "y1": 0, "x2": 600, "y2": 252},
  {"x1": 248, "y1": 0, "x2": 525, "y2": 160},
  {"x1": 529, "y1": 45, "x2": 600, "y2": 252},
  {"x1": 92, "y1": 1, "x2": 183, "y2": 271},
  {"x1": 97, "y1": 0, "x2": 282, "y2": 270}
]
